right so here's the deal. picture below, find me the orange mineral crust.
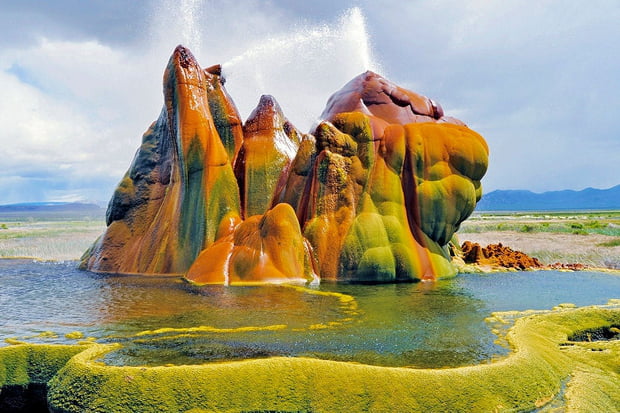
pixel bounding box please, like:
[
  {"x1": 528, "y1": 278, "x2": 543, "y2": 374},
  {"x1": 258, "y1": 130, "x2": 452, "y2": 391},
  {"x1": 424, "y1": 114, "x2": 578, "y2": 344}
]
[
  {"x1": 234, "y1": 95, "x2": 301, "y2": 218},
  {"x1": 82, "y1": 46, "x2": 488, "y2": 284},
  {"x1": 461, "y1": 241, "x2": 544, "y2": 270},
  {"x1": 186, "y1": 203, "x2": 317, "y2": 284},
  {"x1": 81, "y1": 46, "x2": 241, "y2": 275}
]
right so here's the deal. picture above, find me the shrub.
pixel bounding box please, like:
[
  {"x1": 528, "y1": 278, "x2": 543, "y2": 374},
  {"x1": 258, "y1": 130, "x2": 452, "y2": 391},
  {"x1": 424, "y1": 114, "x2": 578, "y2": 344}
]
[
  {"x1": 597, "y1": 238, "x2": 620, "y2": 247},
  {"x1": 584, "y1": 220, "x2": 608, "y2": 229}
]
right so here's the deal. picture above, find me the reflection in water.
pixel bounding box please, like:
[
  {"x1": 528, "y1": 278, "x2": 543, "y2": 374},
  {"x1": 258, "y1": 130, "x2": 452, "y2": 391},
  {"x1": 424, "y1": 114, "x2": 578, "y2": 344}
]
[{"x1": 1, "y1": 259, "x2": 619, "y2": 369}]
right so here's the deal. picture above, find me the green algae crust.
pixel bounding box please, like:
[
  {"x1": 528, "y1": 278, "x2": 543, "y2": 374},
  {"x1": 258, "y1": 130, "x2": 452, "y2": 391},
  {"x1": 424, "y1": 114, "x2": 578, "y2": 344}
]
[
  {"x1": 24, "y1": 304, "x2": 615, "y2": 412},
  {"x1": 0, "y1": 344, "x2": 87, "y2": 390},
  {"x1": 1, "y1": 305, "x2": 617, "y2": 412}
]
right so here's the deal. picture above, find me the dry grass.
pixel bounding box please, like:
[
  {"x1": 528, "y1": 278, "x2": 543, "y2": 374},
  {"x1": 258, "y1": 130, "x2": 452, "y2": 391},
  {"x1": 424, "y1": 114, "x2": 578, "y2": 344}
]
[
  {"x1": 457, "y1": 211, "x2": 620, "y2": 269},
  {"x1": 0, "y1": 220, "x2": 105, "y2": 261},
  {"x1": 2, "y1": 212, "x2": 619, "y2": 269}
]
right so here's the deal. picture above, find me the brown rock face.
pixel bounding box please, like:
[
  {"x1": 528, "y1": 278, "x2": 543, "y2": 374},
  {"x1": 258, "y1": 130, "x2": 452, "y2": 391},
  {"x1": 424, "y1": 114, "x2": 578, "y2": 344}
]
[
  {"x1": 186, "y1": 203, "x2": 317, "y2": 284},
  {"x1": 321, "y1": 71, "x2": 464, "y2": 128},
  {"x1": 80, "y1": 46, "x2": 242, "y2": 275},
  {"x1": 461, "y1": 241, "x2": 544, "y2": 270}
]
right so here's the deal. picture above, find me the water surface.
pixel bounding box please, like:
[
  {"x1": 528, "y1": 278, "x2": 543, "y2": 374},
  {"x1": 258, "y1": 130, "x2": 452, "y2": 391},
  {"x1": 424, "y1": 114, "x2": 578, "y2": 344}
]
[{"x1": 1, "y1": 259, "x2": 618, "y2": 368}]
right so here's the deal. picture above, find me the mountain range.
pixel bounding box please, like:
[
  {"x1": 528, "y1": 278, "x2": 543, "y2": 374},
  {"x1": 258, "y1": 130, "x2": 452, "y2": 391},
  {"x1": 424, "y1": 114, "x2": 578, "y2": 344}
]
[
  {"x1": 0, "y1": 202, "x2": 105, "y2": 220},
  {"x1": 476, "y1": 185, "x2": 620, "y2": 211}
]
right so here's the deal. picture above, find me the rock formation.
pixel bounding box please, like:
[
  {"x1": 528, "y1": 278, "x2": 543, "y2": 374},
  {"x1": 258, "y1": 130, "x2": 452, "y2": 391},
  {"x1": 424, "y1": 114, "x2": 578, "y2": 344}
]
[
  {"x1": 461, "y1": 241, "x2": 544, "y2": 270},
  {"x1": 234, "y1": 95, "x2": 301, "y2": 218},
  {"x1": 82, "y1": 46, "x2": 489, "y2": 284},
  {"x1": 186, "y1": 203, "x2": 317, "y2": 284},
  {"x1": 80, "y1": 47, "x2": 242, "y2": 275},
  {"x1": 275, "y1": 72, "x2": 488, "y2": 282}
]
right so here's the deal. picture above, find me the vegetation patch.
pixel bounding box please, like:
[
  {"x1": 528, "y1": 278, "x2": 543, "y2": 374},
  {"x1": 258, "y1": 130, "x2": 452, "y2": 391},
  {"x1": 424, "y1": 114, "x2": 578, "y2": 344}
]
[
  {"x1": 0, "y1": 344, "x2": 87, "y2": 412},
  {"x1": 597, "y1": 238, "x2": 620, "y2": 247},
  {"x1": 460, "y1": 211, "x2": 620, "y2": 237},
  {"x1": 0, "y1": 220, "x2": 105, "y2": 260},
  {"x1": 1, "y1": 305, "x2": 618, "y2": 412},
  {"x1": 568, "y1": 325, "x2": 620, "y2": 342}
]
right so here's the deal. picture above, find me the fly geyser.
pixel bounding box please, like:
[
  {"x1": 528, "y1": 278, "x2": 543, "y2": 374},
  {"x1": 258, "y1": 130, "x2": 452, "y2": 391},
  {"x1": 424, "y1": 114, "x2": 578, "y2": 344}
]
[{"x1": 81, "y1": 46, "x2": 488, "y2": 284}]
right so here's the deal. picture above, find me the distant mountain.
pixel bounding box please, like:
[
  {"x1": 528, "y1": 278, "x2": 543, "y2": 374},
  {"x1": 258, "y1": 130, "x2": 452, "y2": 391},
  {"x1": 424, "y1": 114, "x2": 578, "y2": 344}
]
[
  {"x1": 0, "y1": 202, "x2": 105, "y2": 220},
  {"x1": 476, "y1": 185, "x2": 620, "y2": 211}
]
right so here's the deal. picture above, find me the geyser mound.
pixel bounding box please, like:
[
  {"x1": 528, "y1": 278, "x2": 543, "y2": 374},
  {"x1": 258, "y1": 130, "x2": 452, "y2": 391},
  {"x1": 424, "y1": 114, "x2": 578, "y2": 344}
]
[{"x1": 81, "y1": 45, "x2": 488, "y2": 284}]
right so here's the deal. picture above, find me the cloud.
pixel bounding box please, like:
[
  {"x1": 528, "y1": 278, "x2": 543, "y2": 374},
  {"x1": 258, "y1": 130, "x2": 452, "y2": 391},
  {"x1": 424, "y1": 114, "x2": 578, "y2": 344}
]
[
  {"x1": 1, "y1": 0, "x2": 619, "y2": 204},
  {"x1": 0, "y1": 0, "x2": 148, "y2": 48},
  {"x1": 0, "y1": 38, "x2": 157, "y2": 203},
  {"x1": 366, "y1": 0, "x2": 620, "y2": 192},
  {"x1": 0, "y1": 1, "x2": 383, "y2": 203}
]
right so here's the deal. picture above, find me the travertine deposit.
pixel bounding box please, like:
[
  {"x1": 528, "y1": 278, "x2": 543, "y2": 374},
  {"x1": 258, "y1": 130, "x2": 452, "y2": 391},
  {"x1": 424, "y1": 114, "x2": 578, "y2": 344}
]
[{"x1": 82, "y1": 46, "x2": 488, "y2": 284}]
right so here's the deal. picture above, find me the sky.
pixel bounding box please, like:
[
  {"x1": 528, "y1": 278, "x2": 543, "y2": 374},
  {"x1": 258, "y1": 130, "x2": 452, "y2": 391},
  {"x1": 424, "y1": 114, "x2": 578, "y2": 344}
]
[{"x1": 0, "y1": 0, "x2": 618, "y2": 204}]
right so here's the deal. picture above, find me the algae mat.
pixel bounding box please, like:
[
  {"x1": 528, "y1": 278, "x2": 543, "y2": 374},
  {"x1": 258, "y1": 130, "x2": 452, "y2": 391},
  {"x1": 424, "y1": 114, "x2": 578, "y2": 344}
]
[
  {"x1": 1, "y1": 260, "x2": 619, "y2": 411},
  {"x1": 0, "y1": 304, "x2": 618, "y2": 412}
]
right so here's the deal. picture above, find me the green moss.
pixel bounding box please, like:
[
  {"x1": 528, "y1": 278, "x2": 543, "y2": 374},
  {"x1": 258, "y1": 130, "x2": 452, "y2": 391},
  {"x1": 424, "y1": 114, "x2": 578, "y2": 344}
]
[
  {"x1": 64, "y1": 332, "x2": 84, "y2": 341},
  {"x1": 206, "y1": 82, "x2": 238, "y2": 161},
  {"x1": 520, "y1": 224, "x2": 535, "y2": 233},
  {"x1": 1, "y1": 306, "x2": 618, "y2": 412},
  {"x1": 41, "y1": 305, "x2": 620, "y2": 412},
  {"x1": 0, "y1": 344, "x2": 86, "y2": 388},
  {"x1": 204, "y1": 166, "x2": 241, "y2": 244},
  {"x1": 315, "y1": 122, "x2": 357, "y2": 157},
  {"x1": 357, "y1": 246, "x2": 396, "y2": 282}
]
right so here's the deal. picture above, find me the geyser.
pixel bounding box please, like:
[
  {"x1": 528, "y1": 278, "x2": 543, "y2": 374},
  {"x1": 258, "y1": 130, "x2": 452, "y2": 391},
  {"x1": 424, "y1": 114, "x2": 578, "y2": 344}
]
[{"x1": 81, "y1": 45, "x2": 488, "y2": 283}]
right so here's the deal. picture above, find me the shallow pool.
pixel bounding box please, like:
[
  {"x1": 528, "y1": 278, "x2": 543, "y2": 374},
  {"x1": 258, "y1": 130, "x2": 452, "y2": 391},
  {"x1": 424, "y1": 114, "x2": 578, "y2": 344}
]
[{"x1": 1, "y1": 259, "x2": 618, "y2": 368}]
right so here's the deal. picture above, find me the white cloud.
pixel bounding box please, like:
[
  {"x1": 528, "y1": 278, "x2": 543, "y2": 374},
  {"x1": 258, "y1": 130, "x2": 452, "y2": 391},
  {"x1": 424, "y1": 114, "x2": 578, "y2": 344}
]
[
  {"x1": 370, "y1": 0, "x2": 620, "y2": 192},
  {"x1": 1, "y1": 0, "x2": 619, "y2": 203},
  {"x1": 0, "y1": 2, "x2": 383, "y2": 203},
  {"x1": 0, "y1": 38, "x2": 158, "y2": 203}
]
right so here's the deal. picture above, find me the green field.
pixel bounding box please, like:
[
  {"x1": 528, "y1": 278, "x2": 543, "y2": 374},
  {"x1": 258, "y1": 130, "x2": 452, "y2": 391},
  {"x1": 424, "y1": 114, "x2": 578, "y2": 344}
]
[{"x1": 460, "y1": 211, "x2": 620, "y2": 236}]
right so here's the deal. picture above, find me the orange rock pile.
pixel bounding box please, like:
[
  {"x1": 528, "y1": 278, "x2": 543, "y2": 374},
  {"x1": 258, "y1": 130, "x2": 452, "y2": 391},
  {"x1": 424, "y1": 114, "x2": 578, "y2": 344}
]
[
  {"x1": 548, "y1": 262, "x2": 586, "y2": 271},
  {"x1": 461, "y1": 241, "x2": 543, "y2": 270}
]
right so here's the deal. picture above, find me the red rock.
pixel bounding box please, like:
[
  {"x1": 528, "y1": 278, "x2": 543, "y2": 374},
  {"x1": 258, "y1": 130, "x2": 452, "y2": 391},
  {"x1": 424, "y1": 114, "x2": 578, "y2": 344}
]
[
  {"x1": 461, "y1": 241, "x2": 544, "y2": 270},
  {"x1": 320, "y1": 71, "x2": 467, "y2": 128}
]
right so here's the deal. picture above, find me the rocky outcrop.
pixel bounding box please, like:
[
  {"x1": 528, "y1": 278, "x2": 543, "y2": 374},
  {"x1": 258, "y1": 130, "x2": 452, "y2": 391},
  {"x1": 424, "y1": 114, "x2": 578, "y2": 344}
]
[
  {"x1": 548, "y1": 262, "x2": 587, "y2": 271},
  {"x1": 82, "y1": 46, "x2": 489, "y2": 284},
  {"x1": 186, "y1": 203, "x2": 317, "y2": 284},
  {"x1": 275, "y1": 72, "x2": 487, "y2": 282},
  {"x1": 461, "y1": 241, "x2": 544, "y2": 270},
  {"x1": 234, "y1": 95, "x2": 301, "y2": 218},
  {"x1": 320, "y1": 71, "x2": 463, "y2": 126},
  {"x1": 80, "y1": 47, "x2": 241, "y2": 275}
]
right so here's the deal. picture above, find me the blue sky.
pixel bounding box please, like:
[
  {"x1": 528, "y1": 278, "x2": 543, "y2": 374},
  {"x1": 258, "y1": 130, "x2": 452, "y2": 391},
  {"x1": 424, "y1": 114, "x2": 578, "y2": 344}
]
[{"x1": 0, "y1": 0, "x2": 618, "y2": 204}]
